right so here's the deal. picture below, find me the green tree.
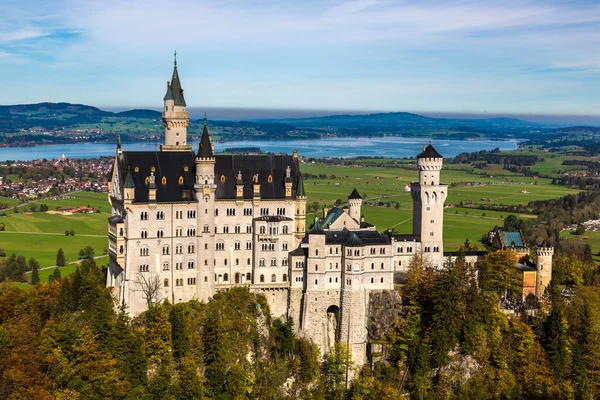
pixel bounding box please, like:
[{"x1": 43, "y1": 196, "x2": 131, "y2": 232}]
[
  {"x1": 29, "y1": 258, "x2": 40, "y2": 285},
  {"x1": 169, "y1": 305, "x2": 188, "y2": 361},
  {"x1": 49, "y1": 267, "x2": 61, "y2": 283},
  {"x1": 571, "y1": 302, "x2": 593, "y2": 399},
  {"x1": 543, "y1": 281, "x2": 569, "y2": 382},
  {"x1": 479, "y1": 249, "x2": 520, "y2": 298},
  {"x1": 78, "y1": 246, "x2": 94, "y2": 260},
  {"x1": 12, "y1": 205, "x2": 18, "y2": 214},
  {"x1": 575, "y1": 223, "x2": 586, "y2": 235},
  {"x1": 322, "y1": 342, "x2": 353, "y2": 400},
  {"x1": 56, "y1": 248, "x2": 66, "y2": 267}
]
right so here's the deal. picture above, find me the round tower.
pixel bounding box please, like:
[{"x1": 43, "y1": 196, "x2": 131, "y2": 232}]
[
  {"x1": 411, "y1": 144, "x2": 447, "y2": 268},
  {"x1": 535, "y1": 245, "x2": 554, "y2": 298},
  {"x1": 161, "y1": 54, "x2": 192, "y2": 152},
  {"x1": 348, "y1": 189, "x2": 362, "y2": 223}
]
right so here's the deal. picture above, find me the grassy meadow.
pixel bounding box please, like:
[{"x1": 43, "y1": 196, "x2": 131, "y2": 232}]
[{"x1": 0, "y1": 191, "x2": 110, "y2": 283}]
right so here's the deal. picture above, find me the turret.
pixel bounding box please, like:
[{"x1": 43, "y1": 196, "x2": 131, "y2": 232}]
[
  {"x1": 194, "y1": 115, "x2": 216, "y2": 194},
  {"x1": 161, "y1": 53, "x2": 192, "y2": 152},
  {"x1": 123, "y1": 167, "x2": 135, "y2": 203},
  {"x1": 348, "y1": 188, "x2": 362, "y2": 222},
  {"x1": 536, "y1": 245, "x2": 554, "y2": 298},
  {"x1": 411, "y1": 144, "x2": 447, "y2": 268},
  {"x1": 148, "y1": 172, "x2": 157, "y2": 202},
  {"x1": 295, "y1": 174, "x2": 307, "y2": 241},
  {"x1": 285, "y1": 166, "x2": 293, "y2": 198}
]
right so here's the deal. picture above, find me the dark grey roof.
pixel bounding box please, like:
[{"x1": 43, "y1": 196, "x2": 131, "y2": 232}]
[
  {"x1": 108, "y1": 215, "x2": 124, "y2": 224},
  {"x1": 302, "y1": 228, "x2": 390, "y2": 245},
  {"x1": 197, "y1": 121, "x2": 213, "y2": 158},
  {"x1": 254, "y1": 215, "x2": 293, "y2": 222},
  {"x1": 117, "y1": 151, "x2": 302, "y2": 203},
  {"x1": 417, "y1": 144, "x2": 443, "y2": 159},
  {"x1": 348, "y1": 188, "x2": 362, "y2": 200},
  {"x1": 109, "y1": 260, "x2": 123, "y2": 276},
  {"x1": 296, "y1": 174, "x2": 306, "y2": 197},
  {"x1": 443, "y1": 250, "x2": 487, "y2": 257},
  {"x1": 360, "y1": 221, "x2": 374, "y2": 228},
  {"x1": 169, "y1": 64, "x2": 186, "y2": 107},
  {"x1": 215, "y1": 155, "x2": 301, "y2": 200},
  {"x1": 124, "y1": 169, "x2": 135, "y2": 189},
  {"x1": 344, "y1": 232, "x2": 364, "y2": 247},
  {"x1": 289, "y1": 246, "x2": 308, "y2": 257},
  {"x1": 163, "y1": 83, "x2": 174, "y2": 101},
  {"x1": 118, "y1": 151, "x2": 196, "y2": 202}
]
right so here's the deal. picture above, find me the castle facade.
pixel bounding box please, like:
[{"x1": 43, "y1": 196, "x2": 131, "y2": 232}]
[{"x1": 106, "y1": 59, "x2": 553, "y2": 369}]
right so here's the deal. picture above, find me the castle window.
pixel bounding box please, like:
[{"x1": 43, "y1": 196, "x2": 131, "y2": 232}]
[
  {"x1": 381, "y1": 263, "x2": 384, "y2": 269},
  {"x1": 188, "y1": 244, "x2": 195, "y2": 253},
  {"x1": 223, "y1": 225, "x2": 229, "y2": 233},
  {"x1": 268, "y1": 175, "x2": 273, "y2": 183},
  {"x1": 216, "y1": 242, "x2": 225, "y2": 251},
  {"x1": 236, "y1": 258, "x2": 239, "y2": 266},
  {"x1": 381, "y1": 277, "x2": 384, "y2": 283},
  {"x1": 398, "y1": 247, "x2": 403, "y2": 253},
  {"x1": 260, "y1": 275, "x2": 265, "y2": 283},
  {"x1": 246, "y1": 242, "x2": 252, "y2": 250},
  {"x1": 141, "y1": 230, "x2": 148, "y2": 238},
  {"x1": 247, "y1": 272, "x2": 251, "y2": 281},
  {"x1": 162, "y1": 176, "x2": 167, "y2": 185},
  {"x1": 408, "y1": 246, "x2": 413, "y2": 253},
  {"x1": 247, "y1": 258, "x2": 251, "y2": 265},
  {"x1": 234, "y1": 241, "x2": 241, "y2": 250},
  {"x1": 157, "y1": 211, "x2": 164, "y2": 220},
  {"x1": 203, "y1": 225, "x2": 209, "y2": 233},
  {"x1": 371, "y1": 278, "x2": 374, "y2": 284},
  {"x1": 183, "y1": 166, "x2": 189, "y2": 172},
  {"x1": 282, "y1": 225, "x2": 288, "y2": 234},
  {"x1": 157, "y1": 229, "x2": 164, "y2": 238},
  {"x1": 430, "y1": 231, "x2": 434, "y2": 237},
  {"x1": 139, "y1": 265, "x2": 149, "y2": 272},
  {"x1": 283, "y1": 274, "x2": 287, "y2": 282},
  {"x1": 271, "y1": 274, "x2": 276, "y2": 282},
  {"x1": 134, "y1": 166, "x2": 139, "y2": 172},
  {"x1": 145, "y1": 176, "x2": 150, "y2": 185},
  {"x1": 259, "y1": 259, "x2": 265, "y2": 267},
  {"x1": 162, "y1": 245, "x2": 169, "y2": 255},
  {"x1": 176, "y1": 244, "x2": 183, "y2": 254},
  {"x1": 235, "y1": 225, "x2": 241, "y2": 233},
  {"x1": 260, "y1": 226, "x2": 266, "y2": 235},
  {"x1": 224, "y1": 273, "x2": 229, "y2": 282},
  {"x1": 164, "y1": 279, "x2": 169, "y2": 287},
  {"x1": 315, "y1": 279, "x2": 318, "y2": 285},
  {"x1": 178, "y1": 176, "x2": 184, "y2": 184},
  {"x1": 140, "y1": 247, "x2": 149, "y2": 256},
  {"x1": 316, "y1": 249, "x2": 319, "y2": 256},
  {"x1": 371, "y1": 263, "x2": 374, "y2": 270},
  {"x1": 220, "y1": 174, "x2": 226, "y2": 183},
  {"x1": 141, "y1": 212, "x2": 148, "y2": 220},
  {"x1": 282, "y1": 242, "x2": 288, "y2": 251},
  {"x1": 205, "y1": 276, "x2": 208, "y2": 282},
  {"x1": 188, "y1": 278, "x2": 196, "y2": 285},
  {"x1": 151, "y1": 166, "x2": 156, "y2": 173}
]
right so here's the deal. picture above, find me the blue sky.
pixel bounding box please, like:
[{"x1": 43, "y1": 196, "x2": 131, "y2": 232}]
[{"x1": 1, "y1": 0, "x2": 599, "y2": 117}]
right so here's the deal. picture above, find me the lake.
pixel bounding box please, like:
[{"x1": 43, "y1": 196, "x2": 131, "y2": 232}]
[{"x1": 0, "y1": 137, "x2": 520, "y2": 161}]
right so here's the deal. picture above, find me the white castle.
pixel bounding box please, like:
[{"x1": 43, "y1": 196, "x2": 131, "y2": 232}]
[{"x1": 106, "y1": 58, "x2": 552, "y2": 368}]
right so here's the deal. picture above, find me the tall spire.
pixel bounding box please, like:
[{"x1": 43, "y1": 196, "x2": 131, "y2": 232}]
[
  {"x1": 169, "y1": 51, "x2": 186, "y2": 107},
  {"x1": 197, "y1": 114, "x2": 214, "y2": 158}
]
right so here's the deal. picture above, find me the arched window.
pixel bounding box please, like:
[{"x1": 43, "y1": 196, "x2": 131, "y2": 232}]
[
  {"x1": 178, "y1": 176, "x2": 184, "y2": 184},
  {"x1": 164, "y1": 279, "x2": 169, "y2": 287},
  {"x1": 220, "y1": 174, "x2": 226, "y2": 183},
  {"x1": 134, "y1": 166, "x2": 140, "y2": 172},
  {"x1": 224, "y1": 273, "x2": 229, "y2": 282},
  {"x1": 247, "y1": 272, "x2": 251, "y2": 281},
  {"x1": 183, "y1": 165, "x2": 189, "y2": 172},
  {"x1": 271, "y1": 274, "x2": 276, "y2": 282},
  {"x1": 260, "y1": 226, "x2": 266, "y2": 235},
  {"x1": 235, "y1": 273, "x2": 240, "y2": 284},
  {"x1": 267, "y1": 175, "x2": 273, "y2": 182},
  {"x1": 283, "y1": 274, "x2": 287, "y2": 282},
  {"x1": 162, "y1": 176, "x2": 167, "y2": 185},
  {"x1": 260, "y1": 274, "x2": 265, "y2": 283},
  {"x1": 162, "y1": 262, "x2": 169, "y2": 271},
  {"x1": 282, "y1": 225, "x2": 288, "y2": 234}
]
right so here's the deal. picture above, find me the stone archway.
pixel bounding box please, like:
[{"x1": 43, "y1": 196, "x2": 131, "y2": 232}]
[{"x1": 326, "y1": 305, "x2": 340, "y2": 349}]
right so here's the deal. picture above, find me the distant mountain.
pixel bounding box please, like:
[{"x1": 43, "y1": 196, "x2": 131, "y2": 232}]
[
  {"x1": 257, "y1": 112, "x2": 541, "y2": 131},
  {"x1": 116, "y1": 109, "x2": 162, "y2": 119}
]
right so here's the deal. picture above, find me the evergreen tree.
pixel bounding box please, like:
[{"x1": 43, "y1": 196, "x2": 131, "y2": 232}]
[
  {"x1": 56, "y1": 248, "x2": 66, "y2": 267},
  {"x1": 169, "y1": 305, "x2": 188, "y2": 361},
  {"x1": 29, "y1": 258, "x2": 40, "y2": 285},
  {"x1": 49, "y1": 267, "x2": 61, "y2": 283},
  {"x1": 542, "y1": 281, "x2": 569, "y2": 382},
  {"x1": 430, "y1": 262, "x2": 463, "y2": 368},
  {"x1": 322, "y1": 342, "x2": 353, "y2": 400},
  {"x1": 572, "y1": 302, "x2": 592, "y2": 400}
]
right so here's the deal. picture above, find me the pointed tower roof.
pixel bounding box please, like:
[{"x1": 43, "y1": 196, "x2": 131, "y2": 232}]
[
  {"x1": 417, "y1": 144, "x2": 443, "y2": 159},
  {"x1": 348, "y1": 188, "x2": 362, "y2": 200},
  {"x1": 296, "y1": 174, "x2": 306, "y2": 197},
  {"x1": 163, "y1": 81, "x2": 174, "y2": 101},
  {"x1": 124, "y1": 168, "x2": 135, "y2": 189},
  {"x1": 169, "y1": 53, "x2": 186, "y2": 106},
  {"x1": 344, "y1": 231, "x2": 364, "y2": 247},
  {"x1": 197, "y1": 114, "x2": 214, "y2": 158}
]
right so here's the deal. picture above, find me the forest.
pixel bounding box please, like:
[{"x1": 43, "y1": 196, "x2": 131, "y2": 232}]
[{"x1": 1, "y1": 247, "x2": 599, "y2": 399}]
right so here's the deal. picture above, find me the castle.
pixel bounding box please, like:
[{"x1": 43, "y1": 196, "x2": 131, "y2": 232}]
[{"x1": 106, "y1": 58, "x2": 553, "y2": 368}]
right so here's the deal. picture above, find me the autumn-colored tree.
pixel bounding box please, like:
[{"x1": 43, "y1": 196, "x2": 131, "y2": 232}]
[{"x1": 479, "y1": 249, "x2": 520, "y2": 298}]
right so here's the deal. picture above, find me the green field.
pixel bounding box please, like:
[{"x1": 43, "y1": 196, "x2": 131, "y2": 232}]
[
  {"x1": 302, "y1": 158, "x2": 580, "y2": 250},
  {"x1": 0, "y1": 192, "x2": 110, "y2": 283}
]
